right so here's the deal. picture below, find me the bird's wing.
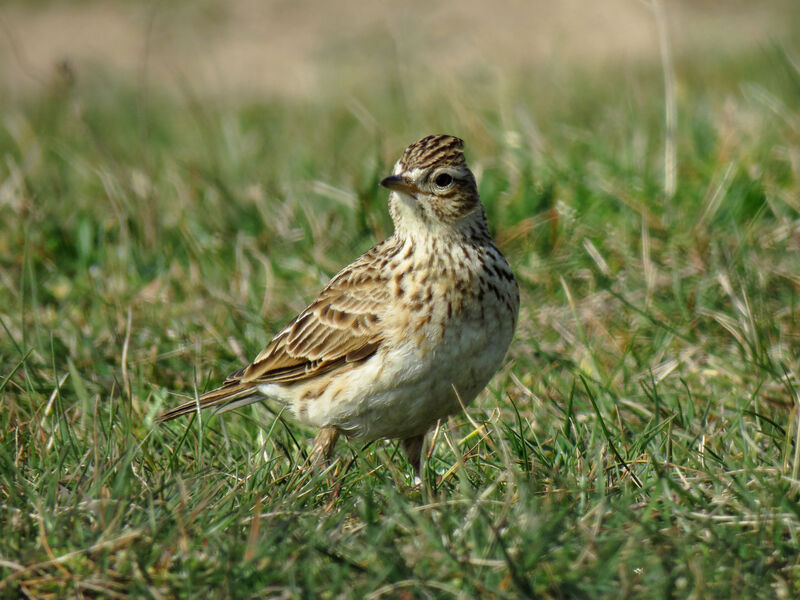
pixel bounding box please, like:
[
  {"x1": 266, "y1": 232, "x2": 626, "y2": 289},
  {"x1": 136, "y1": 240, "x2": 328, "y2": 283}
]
[
  {"x1": 238, "y1": 256, "x2": 390, "y2": 385},
  {"x1": 157, "y1": 242, "x2": 398, "y2": 423}
]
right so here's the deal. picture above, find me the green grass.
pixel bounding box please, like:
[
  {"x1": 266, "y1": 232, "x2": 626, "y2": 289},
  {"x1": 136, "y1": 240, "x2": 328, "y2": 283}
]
[{"x1": 2, "y1": 38, "x2": 800, "y2": 598}]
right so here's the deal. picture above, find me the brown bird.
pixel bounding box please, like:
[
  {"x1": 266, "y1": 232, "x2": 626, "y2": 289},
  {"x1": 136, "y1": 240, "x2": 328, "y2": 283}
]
[{"x1": 158, "y1": 135, "x2": 519, "y2": 476}]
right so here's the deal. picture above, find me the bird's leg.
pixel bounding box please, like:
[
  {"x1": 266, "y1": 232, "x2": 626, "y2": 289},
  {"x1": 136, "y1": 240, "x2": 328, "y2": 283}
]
[
  {"x1": 400, "y1": 434, "x2": 426, "y2": 481},
  {"x1": 313, "y1": 427, "x2": 344, "y2": 511},
  {"x1": 310, "y1": 426, "x2": 340, "y2": 469}
]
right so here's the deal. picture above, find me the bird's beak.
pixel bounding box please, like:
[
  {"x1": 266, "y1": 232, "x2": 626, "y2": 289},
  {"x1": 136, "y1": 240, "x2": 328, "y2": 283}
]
[{"x1": 380, "y1": 175, "x2": 419, "y2": 196}]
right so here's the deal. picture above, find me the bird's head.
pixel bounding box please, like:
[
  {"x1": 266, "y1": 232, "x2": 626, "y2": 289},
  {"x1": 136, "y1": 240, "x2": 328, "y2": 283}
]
[{"x1": 381, "y1": 135, "x2": 486, "y2": 238}]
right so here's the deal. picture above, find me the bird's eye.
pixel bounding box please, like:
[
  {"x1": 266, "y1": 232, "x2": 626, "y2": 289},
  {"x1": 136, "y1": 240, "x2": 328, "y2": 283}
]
[{"x1": 434, "y1": 173, "x2": 453, "y2": 188}]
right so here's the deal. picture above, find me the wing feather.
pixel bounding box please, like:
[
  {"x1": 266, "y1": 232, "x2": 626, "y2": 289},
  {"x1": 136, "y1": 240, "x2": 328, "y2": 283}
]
[
  {"x1": 238, "y1": 248, "x2": 392, "y2": 386},
  {"x1": 157, "y1": 239, "x2": 400, "y2": 423}
]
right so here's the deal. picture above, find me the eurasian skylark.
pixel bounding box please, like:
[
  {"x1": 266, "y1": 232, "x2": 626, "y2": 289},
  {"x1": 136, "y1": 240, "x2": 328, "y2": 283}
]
[{"x1": 159, "y1": 135, "x2": 519, "y2": 476}]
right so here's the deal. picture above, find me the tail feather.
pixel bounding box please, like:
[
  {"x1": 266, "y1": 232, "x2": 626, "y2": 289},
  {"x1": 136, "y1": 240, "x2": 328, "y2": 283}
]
[{"x1": 157, "y1": 381, "x2": 263, "y2": 423}]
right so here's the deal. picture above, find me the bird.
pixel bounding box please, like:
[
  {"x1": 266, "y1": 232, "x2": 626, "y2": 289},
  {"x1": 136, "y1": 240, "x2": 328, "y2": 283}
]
[{"x1": 158, "y1": 134, "x2": 519, "y2": 477}]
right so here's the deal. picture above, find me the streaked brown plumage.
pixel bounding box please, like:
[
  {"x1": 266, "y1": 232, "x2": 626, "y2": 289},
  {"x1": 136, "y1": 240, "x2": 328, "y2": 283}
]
[{"x1": 158, "y1": 135, "x2": 519, "y2": 476}]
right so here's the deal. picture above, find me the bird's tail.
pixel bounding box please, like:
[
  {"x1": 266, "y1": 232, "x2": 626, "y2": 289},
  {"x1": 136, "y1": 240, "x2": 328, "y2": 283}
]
[{"x1": 156, "y1": 380, "x2": 263, "y2": 423}]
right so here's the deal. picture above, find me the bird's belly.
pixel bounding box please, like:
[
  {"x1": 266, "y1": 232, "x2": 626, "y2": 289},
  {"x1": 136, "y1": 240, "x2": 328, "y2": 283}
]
[{"x1": 295, "y1": 304, "x2": 515, "y2": 441}]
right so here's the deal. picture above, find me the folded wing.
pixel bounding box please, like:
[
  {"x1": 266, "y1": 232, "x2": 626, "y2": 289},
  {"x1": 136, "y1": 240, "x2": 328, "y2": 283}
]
[{"x1": 157, "y1": 252, "x2": 390, "y2": 422}]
